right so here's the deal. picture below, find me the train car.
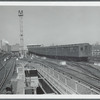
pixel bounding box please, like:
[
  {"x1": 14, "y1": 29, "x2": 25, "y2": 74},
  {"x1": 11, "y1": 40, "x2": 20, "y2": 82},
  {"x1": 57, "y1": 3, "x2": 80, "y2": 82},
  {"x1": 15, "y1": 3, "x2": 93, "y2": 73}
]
[{"x1": 27, "y1": 43, "x2": 92, "y2": 62}]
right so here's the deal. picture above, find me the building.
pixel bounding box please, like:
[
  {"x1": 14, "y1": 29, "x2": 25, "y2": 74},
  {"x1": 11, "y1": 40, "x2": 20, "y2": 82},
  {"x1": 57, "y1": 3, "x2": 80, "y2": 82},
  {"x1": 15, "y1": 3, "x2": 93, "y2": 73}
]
[
  {"x1": 91, "y1": 43, "x2": 100, "y2": 62},
  {"x1": 92, "y1": 44, "x2": 100, "y2": 57},
  {"x1": 11, "y1": 43, "x2": 20, "y2": 56},
  {"x1": 0, "y1": 39, "x2": 11, "y2": 52},
  {"x1": 11, "y1": 43, "x2": 20, "y2": 51},
  {"x1": 2, "y1": 43, "x2": 11, "y2": 52}
]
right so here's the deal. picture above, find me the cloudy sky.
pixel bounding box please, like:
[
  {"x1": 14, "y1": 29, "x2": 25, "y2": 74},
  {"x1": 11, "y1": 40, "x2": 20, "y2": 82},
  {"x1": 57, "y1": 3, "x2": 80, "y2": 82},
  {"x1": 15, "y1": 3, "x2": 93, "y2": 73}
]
[{"x1": 0, "y1": 6, "x2": 100, "y2": 47}]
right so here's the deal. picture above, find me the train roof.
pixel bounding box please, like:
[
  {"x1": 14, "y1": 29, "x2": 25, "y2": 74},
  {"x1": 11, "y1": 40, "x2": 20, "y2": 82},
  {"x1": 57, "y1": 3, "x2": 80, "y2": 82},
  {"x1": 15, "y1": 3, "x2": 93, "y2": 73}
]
[
  {"x1": 48, "y1": 43, "x2": 90, "y2": 47},
  {"x1": 27, "y1": 43, "x2": 91, "y2": 48},
  {"x1": 27, "y1": 44, "x2": 41, "y2": 48}
]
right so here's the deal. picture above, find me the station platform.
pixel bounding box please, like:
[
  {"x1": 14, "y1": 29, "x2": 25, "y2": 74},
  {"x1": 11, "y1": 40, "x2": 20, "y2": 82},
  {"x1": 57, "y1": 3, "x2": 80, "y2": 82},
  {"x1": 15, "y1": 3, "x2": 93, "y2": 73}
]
[{"x1": 16, "y1": 62, "x2": 26, "y2": 94}]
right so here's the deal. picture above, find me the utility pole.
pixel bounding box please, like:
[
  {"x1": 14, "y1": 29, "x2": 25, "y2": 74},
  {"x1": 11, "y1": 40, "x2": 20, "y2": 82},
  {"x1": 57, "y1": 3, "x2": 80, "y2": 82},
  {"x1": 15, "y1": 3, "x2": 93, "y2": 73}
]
[{"x1": 18, "y1": 10, "x2": 24, "y2": 58}]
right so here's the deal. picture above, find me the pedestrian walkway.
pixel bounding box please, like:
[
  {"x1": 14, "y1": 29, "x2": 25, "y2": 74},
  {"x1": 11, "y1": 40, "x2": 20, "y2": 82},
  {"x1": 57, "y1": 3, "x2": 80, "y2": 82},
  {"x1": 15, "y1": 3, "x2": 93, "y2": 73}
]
[{"x1": 16, "y1": 62, "x2": 27, "y2": 94}]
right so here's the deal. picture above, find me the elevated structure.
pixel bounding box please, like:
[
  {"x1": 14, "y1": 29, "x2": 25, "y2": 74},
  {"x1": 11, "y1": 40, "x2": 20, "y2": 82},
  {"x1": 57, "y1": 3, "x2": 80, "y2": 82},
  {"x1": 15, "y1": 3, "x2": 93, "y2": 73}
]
[{"x1": 18, "y1": 10, "x2": 24, "y2": 57}]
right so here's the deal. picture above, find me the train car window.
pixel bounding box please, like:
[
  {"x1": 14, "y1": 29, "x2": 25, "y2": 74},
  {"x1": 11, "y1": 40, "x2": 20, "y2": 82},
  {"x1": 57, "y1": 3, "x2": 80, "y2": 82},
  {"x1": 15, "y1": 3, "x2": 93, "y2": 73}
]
[
  {"x1": 80, "y1": 47, "x2": 83, "y2": 51},
  {"x1": 85, "y1": 46, "x2": 88, "y2": 50},
  {"x1": 70, "y1": 47, "x2": 73, "y2": 52}
]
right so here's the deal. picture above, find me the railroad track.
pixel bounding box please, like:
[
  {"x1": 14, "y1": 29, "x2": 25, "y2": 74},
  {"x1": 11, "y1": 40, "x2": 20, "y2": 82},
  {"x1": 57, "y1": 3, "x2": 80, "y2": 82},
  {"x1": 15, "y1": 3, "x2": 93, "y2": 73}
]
[
  {"x1": 0, "y1": 55, "x2": 12, "y2": 86},
  {"x1": 66, "y1": 61, "x2": 100, "y2": 80},
  {"x1": 41, "y1": 58, "x2": 100, "y2": 80},
  {"x1": 0, "y1": 57, "x2": 16, "y2": 93},
  {"x1": 0, "y1": 58, "x2": 11, "y2": 90},
  {"x1": 32, "y1": 58, "x2": 100, "y2": 93},
  {"x1": 0, "y1": 56, "x2": 11, "y2": 71},
  {"x1": 34, "y1": 58, "x2": 100, "y2": 80}
]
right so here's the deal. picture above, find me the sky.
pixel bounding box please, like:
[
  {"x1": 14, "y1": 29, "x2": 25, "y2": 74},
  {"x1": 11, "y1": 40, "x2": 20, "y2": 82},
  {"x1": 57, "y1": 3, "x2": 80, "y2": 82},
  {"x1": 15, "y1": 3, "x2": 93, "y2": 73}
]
[{"x1": 0, "y1": 6, "x2": 100, "y2": 47}]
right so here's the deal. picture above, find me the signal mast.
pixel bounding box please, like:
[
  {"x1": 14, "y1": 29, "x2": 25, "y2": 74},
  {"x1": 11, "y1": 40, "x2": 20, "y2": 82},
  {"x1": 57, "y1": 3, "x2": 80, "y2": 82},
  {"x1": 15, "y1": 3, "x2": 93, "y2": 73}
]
[{"x1": 18, "y1": 10, "x2": 24, "y2": 58}]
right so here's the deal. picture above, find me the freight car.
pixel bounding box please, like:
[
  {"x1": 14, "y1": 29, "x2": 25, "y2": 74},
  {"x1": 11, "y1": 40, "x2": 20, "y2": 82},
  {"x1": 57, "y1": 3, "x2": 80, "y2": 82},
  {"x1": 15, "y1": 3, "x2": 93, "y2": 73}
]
[{"x1": 27, "y1": 43, "x2": 92, "y2": 62}]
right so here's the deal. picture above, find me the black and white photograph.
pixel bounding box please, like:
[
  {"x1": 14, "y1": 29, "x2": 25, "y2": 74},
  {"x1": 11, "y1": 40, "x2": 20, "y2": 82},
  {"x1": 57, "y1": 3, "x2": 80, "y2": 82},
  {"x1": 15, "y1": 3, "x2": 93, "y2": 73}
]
[{"x1": 0, "y1": 3, "x2": 100, "y2": 95}]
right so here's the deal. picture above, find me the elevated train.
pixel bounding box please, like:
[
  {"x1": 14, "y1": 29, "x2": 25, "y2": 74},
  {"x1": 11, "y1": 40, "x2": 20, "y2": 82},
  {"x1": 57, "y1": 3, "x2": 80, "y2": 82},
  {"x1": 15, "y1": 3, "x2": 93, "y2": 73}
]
[{"x1": 27, "y1": 43, "x2": 92, "y2": 62}]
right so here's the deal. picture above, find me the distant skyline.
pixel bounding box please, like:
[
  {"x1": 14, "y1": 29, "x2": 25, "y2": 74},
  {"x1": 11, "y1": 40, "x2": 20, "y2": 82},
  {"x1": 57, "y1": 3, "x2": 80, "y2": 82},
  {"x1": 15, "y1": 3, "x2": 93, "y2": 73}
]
[{"x1": 0, "y1": 6, "x2": 100, "y2": 47}]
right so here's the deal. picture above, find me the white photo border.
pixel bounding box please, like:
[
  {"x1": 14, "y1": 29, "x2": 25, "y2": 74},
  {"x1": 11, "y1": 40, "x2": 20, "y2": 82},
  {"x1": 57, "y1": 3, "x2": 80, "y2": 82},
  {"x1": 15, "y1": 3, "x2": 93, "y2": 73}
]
[{"x1": 0, "y1": 1, "x2": 100, "y2": 98}]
